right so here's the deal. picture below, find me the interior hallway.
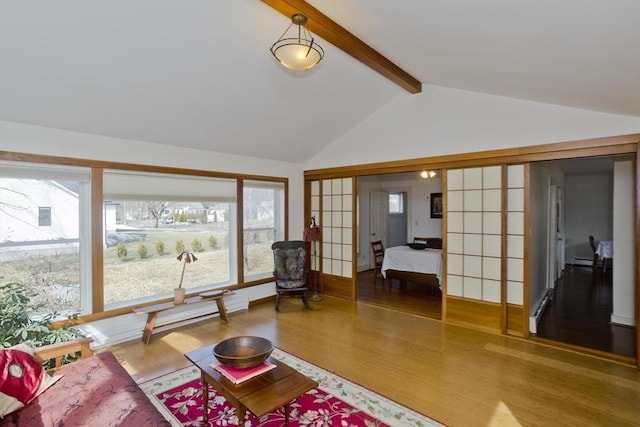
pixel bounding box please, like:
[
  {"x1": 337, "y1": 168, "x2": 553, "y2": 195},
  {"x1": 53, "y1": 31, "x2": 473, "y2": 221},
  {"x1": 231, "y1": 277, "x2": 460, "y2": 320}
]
[{"x1": 536, "y1": 264, "x2": 636, "y2": 359}]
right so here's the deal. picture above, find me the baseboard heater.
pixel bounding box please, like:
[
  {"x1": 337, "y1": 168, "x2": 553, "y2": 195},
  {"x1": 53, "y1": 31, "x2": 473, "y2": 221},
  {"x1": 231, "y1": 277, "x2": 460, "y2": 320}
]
[
  {"x1": 571, "y1": 257, "x2": 593, "y2": 266},
  {"x1": 529, "y1": 288, "x2": 553, "y2": 334}
]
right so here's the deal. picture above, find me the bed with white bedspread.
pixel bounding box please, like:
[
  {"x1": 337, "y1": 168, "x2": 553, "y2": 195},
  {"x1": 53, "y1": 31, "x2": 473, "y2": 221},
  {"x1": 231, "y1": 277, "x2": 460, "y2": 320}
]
[{"x1": 381, "y1": 246, "x2": 442, "y2": 286}]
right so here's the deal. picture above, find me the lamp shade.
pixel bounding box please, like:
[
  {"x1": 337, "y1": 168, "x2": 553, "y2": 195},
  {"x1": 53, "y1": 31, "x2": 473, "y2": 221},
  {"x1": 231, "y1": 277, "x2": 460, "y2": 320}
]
[
  {"x1": 270, "y1": 13, "x2": 324, "y2": 71},
  {"x1": 271, "y1": 42, "x2": 323, "y2": 70},
  {"x1": 420, "y1": 170, "x2": 437, "y2": 179},
  {"x1": 303, "y1": 226, "x2": 321, "y2": 242}
]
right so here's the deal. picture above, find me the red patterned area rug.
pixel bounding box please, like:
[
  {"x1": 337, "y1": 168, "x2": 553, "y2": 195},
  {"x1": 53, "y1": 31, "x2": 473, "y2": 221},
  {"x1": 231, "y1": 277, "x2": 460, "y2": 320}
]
[{"x1": 139, "y1": 348, "x2": 443, "y2": 426}]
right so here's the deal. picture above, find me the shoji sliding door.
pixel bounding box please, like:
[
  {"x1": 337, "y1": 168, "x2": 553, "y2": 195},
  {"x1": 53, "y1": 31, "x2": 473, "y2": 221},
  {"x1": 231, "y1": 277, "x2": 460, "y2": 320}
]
[
  {"x1": 309, "y1": 177, "x2": 356, "y2": 300},
  {"x1": 445, "y1": 165, "x2": 526, "y2": 335}
]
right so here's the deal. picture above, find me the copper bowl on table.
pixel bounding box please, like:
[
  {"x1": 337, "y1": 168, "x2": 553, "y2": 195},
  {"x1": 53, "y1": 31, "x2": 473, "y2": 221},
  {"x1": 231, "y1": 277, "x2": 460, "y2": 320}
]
[{"x1": 213, "y1": 336, "x2": 274, "y2": 369}]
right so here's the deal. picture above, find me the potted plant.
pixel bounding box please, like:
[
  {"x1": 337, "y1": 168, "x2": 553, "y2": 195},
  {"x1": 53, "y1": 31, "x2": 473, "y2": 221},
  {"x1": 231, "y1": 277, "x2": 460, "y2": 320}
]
[{"x1": 175, "y1": 251, "x2": 197, "y2": 304}]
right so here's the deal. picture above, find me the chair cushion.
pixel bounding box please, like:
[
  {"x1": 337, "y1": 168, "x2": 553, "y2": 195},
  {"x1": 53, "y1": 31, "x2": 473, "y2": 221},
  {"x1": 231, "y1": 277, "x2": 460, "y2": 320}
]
[
  {"x1": 274, "y1": 247, "x2": 305, "y2": 282},
  {"x1": 276, "y1": 280, "x2": 306, "y2": 290}
]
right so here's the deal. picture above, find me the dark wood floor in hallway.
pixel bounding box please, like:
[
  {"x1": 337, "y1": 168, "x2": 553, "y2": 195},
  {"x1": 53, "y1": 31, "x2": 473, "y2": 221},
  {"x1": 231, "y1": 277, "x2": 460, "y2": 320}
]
[{"x1": 536, "y1": 265, "x2": 636, "y2": 359}]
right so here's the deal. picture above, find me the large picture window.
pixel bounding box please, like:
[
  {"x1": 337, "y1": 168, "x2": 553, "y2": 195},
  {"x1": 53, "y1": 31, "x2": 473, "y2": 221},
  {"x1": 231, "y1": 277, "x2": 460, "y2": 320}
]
[
  {"x1": 0, "y1": 156, "x2": 288, "y2": 319},
  {"x1": 0, "y1": 162, "x2": 91, "y2": 315},
  {"x1": 102, "y1": 170, "x2": 237, "y2": 308}
]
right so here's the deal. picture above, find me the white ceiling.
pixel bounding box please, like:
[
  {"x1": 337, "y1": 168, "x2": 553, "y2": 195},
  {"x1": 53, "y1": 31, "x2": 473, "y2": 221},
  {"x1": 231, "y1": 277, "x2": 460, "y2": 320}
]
[{"x1": 1, "y1": 0, "x2": 639, "y2": 163}]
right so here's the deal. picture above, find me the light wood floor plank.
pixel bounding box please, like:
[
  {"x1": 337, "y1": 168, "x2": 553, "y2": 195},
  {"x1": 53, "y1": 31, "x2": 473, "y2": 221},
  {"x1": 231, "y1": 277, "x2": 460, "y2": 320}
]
[{"x1": 104, "y1": 297, "x2": 640, "y2": 427}]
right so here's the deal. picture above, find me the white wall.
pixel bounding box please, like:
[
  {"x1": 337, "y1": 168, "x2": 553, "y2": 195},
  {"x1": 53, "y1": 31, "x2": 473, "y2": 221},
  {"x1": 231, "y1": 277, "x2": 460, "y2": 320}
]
[
  {"x1": 564, "y1": 173, "x2": 613, "y2": 262},
  {"x1": 612, "y1": 157, "x2": 635, "y2": 326},
  {"x1": 356, "y1": 181, "x2": 376, "y2": 270},
  {"x1": 305, "y1": 85, "x2": 640, "y2": 170},
  {"x1": 528, "y1": 163, "x2": 550, "y2": 320}
]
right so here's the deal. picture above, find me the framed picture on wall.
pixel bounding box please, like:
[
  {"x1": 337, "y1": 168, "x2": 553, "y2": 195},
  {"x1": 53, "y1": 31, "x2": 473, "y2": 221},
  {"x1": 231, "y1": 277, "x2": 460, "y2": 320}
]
[{"x1": 430, "y1": 193, "x2": 443, "y2": 218}]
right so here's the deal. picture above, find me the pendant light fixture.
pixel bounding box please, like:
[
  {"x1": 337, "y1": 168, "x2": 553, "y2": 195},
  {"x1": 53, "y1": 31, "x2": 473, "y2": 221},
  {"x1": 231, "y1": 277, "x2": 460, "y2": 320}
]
[{"x1": 270, "y1": 13, "x2": 324, "y2": 71}]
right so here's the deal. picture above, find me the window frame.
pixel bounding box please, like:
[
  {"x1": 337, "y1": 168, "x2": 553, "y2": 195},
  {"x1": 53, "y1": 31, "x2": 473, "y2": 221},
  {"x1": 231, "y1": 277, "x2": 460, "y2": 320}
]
[
  {"x1": 38, "y1": 206, "x2": 52, "y2": 226},
  {"x1": 388, "y1": 192, "x2": 405, "y2": 214},
  {"x1": 0, "y1": 153, "x2": 289, "y2": 321},
  {"x1": 0, "y1": 162, "x2": 92, "y2": 316},
  {"x1": 242, "y1": 180, "x2": 285, "y2": 282}
]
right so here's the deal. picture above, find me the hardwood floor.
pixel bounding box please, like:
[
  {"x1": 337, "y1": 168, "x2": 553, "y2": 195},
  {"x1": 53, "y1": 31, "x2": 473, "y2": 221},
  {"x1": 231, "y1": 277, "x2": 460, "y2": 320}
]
[
  {"x1": 357, "y1": 266, "x2": 636, "y2": 361},
  {"x1": 105, "y1": 296, "x2": 640, "y2": 427},
  {"x1": 536, "y1": 265, "x2": 636, "y2": 359},
  {"x1": 356, "y1": 269, "x2": 442, "y2": 319}
]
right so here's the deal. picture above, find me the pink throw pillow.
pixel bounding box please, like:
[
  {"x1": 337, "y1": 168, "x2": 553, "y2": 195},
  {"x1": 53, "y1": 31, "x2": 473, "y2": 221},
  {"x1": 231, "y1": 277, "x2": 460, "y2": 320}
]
[{"x1": 0, "y1": 344, "x2": 61, "y2": 418}]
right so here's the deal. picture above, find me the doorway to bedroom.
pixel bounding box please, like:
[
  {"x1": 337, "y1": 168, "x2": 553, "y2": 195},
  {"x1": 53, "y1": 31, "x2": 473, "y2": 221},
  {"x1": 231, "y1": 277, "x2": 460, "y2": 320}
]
[{"x1": 356, "y1": 173, "x2": 443, "y2": 320}]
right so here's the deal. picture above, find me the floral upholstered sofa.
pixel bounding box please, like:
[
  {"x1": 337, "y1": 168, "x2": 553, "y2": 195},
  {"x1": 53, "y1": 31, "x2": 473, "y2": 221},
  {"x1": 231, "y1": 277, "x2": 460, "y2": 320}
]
[{"x1": 0, "y1": 338, "x2": 169, "y2": 426}]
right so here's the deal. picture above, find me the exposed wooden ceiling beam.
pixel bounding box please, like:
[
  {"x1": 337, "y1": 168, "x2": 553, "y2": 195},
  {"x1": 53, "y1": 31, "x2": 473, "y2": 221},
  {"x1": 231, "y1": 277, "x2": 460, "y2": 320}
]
[{"x1": 261, "y1": 0, "x2": 422, "y2": 94}]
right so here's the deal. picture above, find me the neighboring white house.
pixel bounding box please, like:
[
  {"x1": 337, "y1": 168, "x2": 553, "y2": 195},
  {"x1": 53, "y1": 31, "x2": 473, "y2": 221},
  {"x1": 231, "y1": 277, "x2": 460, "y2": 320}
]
[{"x1": 0, "y1": 178, "x2": 79, "y2": 244}]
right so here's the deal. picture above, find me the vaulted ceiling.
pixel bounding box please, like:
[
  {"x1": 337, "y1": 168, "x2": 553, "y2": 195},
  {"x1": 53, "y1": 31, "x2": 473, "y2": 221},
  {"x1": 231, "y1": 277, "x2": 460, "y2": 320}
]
[{"x1": 1, "y1": 0, "x2": 639, "y2": 163}]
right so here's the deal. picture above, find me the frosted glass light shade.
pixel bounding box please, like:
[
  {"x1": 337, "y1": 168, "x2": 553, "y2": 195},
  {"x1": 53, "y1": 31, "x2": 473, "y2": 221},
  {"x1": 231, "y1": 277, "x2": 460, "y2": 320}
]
[
  {"x1": 270, "y1": 13, "x2": 324, "y2": 71},
  {"x1": 271, "y1": 40, "x2": 323, "y2": 70}
]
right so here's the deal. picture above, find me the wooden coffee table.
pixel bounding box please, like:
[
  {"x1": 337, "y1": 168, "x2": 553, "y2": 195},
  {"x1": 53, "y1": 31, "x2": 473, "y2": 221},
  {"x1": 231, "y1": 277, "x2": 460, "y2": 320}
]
[{"x1": 184, "y1": 344, "x2": 318, "y2": 425}]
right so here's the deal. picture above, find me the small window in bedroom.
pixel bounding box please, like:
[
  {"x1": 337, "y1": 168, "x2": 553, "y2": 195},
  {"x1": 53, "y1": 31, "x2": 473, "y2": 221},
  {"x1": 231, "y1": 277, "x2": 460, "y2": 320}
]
[
  {"x1": 389, "y1": 193, "x2": 404, "y2": 214},
  {"x1": 38, "y1": 207, "x2": 52, "y2": 226}
]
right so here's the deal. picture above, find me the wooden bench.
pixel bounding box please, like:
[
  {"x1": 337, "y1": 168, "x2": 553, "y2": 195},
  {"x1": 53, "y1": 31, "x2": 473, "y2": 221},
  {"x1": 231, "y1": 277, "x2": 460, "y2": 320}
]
[{"x1": 133, "y1": 290, "x2": 233, "y2": 345}]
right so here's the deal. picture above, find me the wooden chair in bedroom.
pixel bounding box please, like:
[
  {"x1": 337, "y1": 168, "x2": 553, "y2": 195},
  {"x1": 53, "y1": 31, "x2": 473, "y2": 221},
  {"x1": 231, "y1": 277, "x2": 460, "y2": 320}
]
[{"x1": 370, "y1": 240, "x2": 385, "y2": 286}]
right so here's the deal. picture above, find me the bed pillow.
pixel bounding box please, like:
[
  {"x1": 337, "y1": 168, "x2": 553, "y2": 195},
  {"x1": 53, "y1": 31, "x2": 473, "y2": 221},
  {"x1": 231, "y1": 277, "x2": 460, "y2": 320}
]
[{"x1": 0, "y1": 344, "x2": 61, "y2": 418}]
